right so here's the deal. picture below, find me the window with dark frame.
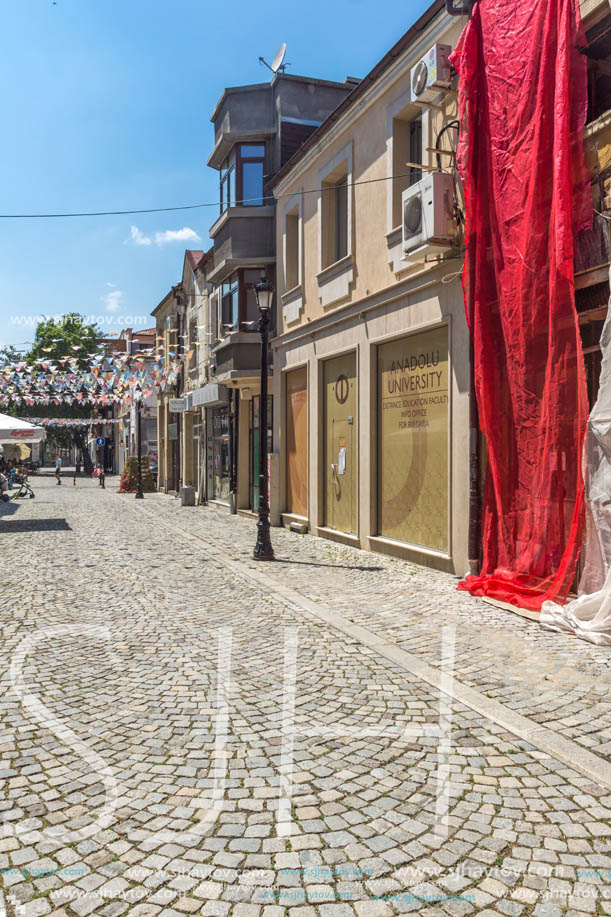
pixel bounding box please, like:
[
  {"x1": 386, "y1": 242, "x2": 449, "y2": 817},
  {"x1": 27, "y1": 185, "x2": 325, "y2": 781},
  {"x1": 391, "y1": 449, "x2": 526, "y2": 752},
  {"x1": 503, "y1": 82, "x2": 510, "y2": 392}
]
[
  {"x1": 221, "y1": 274, "x2": 239, "y2": 330},
  {"x1": 335, "y1": 176, "x2": 348, "y2": 262},
  {"x1": 220, "y1": 153, "x2": 235, "y2": 214},
  {"x1": 408, "y1": 115, "x2": 423, "y2": 187},
  {"x1": 321, "y1": 167, "x2": 349, "y2": 270},
  {"x1": 285, "y1": 209, "x2": 299, "y2": 291},
  {"x1": 189, "y1": 319, "x2": 198, "y2": 370},
  {"x1": 391, "y1": 110, "x2": 424, "y2": 228},
  {"x1": 239, "y1": 143, "x2": 265, "y2": 206}
]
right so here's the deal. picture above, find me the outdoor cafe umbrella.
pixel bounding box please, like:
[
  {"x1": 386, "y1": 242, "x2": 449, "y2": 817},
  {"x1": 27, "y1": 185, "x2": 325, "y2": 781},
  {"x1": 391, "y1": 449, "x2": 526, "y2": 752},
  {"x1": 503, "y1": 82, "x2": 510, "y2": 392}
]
[{"x1": 0, "y1": 413, "x2": 46, "y2": 444}]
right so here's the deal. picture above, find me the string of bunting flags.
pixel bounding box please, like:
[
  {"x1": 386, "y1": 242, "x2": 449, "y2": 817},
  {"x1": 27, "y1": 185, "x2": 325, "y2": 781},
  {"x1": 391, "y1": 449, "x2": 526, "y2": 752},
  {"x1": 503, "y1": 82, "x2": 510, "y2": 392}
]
[
  {"x1": 19, "y1": 418, "x2": 122, "y2": 427},
  {"x1": 0, "y1": 351, "x2": 180, "y2": 407}
]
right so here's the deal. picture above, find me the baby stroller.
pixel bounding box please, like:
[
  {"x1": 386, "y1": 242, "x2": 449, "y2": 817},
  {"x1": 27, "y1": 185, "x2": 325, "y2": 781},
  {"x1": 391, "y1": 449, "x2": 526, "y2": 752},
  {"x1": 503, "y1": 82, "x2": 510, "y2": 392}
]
[{"x1": 12, "y1": 477, "x2": 35, "y2": 499}]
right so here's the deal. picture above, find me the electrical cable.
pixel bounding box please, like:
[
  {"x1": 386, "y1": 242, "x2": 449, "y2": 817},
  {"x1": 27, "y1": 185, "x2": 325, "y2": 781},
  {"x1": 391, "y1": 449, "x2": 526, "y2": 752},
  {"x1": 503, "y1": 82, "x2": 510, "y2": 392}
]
[
  {"x1": 0, "y1": 171, "x2": 454, "y2": 219},
  {"x1": 435, "y1": 120, "x2": 459, "y2": 173}
]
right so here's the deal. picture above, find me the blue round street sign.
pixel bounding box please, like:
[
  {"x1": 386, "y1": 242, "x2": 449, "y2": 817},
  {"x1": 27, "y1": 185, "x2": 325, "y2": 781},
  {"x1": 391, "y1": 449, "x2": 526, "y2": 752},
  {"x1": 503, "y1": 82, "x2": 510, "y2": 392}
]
[{"x1": 96, "y1": 437, "x2": 106, "y2": 447}]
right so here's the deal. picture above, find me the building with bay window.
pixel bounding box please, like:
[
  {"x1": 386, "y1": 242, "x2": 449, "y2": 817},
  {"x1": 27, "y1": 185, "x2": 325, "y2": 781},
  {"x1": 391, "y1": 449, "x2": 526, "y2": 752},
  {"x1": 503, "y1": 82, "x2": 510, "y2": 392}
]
[{"x1": 205, "y1": 72, "x2": 357, "y2": 513}]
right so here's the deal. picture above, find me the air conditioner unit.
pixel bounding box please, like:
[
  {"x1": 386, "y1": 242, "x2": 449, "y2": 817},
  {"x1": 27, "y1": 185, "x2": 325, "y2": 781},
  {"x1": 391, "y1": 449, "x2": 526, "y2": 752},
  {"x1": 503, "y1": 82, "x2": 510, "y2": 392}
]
[
  {"x1": 402, "y1": 171, "x2": 455, "y2": 261},
  {"x1": 411, "y1": 43, "x2": 452, "y2": 102}
]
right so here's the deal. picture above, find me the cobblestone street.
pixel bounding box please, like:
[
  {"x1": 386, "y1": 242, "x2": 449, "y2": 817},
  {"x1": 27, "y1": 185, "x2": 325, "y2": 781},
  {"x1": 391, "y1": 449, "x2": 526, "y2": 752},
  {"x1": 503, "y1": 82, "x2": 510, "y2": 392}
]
[{"x1": 3, "y1": 476, "x2": 611, "y2": 917}]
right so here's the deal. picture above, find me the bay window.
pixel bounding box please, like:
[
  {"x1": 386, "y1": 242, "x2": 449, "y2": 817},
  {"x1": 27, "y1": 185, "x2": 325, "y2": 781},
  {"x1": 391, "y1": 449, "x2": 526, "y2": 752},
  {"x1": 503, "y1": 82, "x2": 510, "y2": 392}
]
[
  {"x1": 239, "y1": 144, "x2": 265, "y2": 206},
  {"x1": 220, "y1": 144, "x2": 266, "y2": 213},
  {"x1": 221, "y1": 274, "x2": 239, "y2": 330},
  {"x1": 220, "y1": 152, "x2": 236, "y2": 213}
]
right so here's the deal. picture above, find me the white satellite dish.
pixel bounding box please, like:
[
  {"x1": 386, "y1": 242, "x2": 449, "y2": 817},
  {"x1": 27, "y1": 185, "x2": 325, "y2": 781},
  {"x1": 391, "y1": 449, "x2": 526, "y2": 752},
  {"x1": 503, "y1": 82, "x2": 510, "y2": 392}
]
[
  {"x1": 271, "y1": 42, "x2": 287, "y2": 73},
  {"x1": 259, "y1": 43, "x2": 289, "y2": 75}
]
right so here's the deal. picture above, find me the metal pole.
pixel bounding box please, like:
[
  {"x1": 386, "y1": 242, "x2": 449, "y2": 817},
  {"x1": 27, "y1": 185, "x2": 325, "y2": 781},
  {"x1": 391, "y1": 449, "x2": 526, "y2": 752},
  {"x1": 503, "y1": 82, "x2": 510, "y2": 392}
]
[
  {"x1": 135, "y1": 397, "x2": 144, "y2": 500},
  {"x1": 253, "y1": 310, "x2": 274, "y2": 560},
  {"x1": 229, "y1": 390, "x2": 237, "y2": 514}
]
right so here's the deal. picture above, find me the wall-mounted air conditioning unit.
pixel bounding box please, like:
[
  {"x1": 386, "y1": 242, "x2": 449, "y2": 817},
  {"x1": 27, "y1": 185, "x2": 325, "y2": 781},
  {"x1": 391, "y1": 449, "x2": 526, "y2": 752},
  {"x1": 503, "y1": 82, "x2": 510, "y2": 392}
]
[
  {"x1": 402, "y1": 171, "x2": 455, "y2": 262},
  {"x1": 411, "y1": 43, "x2": 452, "y2": 102}
]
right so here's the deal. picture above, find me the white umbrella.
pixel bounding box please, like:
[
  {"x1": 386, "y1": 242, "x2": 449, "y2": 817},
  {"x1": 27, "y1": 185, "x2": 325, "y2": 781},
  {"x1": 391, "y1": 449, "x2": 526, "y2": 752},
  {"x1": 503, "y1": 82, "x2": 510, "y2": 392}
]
[{"x1": 0, "y1": 413, "x2": 46, "y2": 444}]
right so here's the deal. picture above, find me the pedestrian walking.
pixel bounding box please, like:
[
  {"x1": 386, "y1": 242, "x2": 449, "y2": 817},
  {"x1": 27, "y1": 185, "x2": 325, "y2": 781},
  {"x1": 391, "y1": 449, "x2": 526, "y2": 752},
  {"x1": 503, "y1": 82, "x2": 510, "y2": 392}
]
[{"x1": 55, "y1": 454, "x2": 62, "y2": 485}]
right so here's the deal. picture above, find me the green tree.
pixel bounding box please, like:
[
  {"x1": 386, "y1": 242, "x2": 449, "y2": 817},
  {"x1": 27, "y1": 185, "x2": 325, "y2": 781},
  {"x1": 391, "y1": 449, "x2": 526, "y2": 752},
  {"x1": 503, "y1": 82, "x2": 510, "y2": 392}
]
[
  {"x1": 28, "y1": 313, "x2": 100, "y2": 370},
  {"x1": 20, "y1": 314, "x2": 103, "y2": 472},
  {"x1": 0, "y1": 345, "x2": 22, "y2": 368}
]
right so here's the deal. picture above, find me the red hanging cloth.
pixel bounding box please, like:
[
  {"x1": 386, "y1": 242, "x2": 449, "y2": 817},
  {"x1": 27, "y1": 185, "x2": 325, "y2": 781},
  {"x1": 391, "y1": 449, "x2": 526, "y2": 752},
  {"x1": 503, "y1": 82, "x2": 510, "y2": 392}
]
[{"x1": 452, "y1": 0, "x2": 592, "y2": 610}]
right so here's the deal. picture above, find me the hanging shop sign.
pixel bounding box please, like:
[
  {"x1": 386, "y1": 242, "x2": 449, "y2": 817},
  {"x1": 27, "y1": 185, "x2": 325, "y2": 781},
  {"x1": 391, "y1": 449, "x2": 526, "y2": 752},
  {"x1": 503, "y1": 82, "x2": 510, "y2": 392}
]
[{"x1": 168, "y1": 398, "x2": 186, "y2": 412}]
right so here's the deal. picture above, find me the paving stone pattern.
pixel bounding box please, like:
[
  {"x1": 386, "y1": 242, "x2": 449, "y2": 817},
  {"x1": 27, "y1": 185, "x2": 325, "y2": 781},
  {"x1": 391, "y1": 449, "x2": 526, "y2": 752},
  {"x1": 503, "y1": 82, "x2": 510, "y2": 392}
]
[
  {"x1": 0, "y1": 478, "x2": 610, "y2": 917},
  {"x1": 140, "y1": 498, "x2": 611, "y2": 759}
]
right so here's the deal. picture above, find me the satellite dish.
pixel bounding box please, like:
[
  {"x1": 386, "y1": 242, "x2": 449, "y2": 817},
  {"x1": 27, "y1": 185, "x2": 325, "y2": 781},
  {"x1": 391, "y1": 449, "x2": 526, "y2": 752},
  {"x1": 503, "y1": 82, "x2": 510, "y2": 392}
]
[
  {"x1": 259, "y1": 43, "x2": 289, "y2": 75},
  {"x1": 271, "y1": 42, "x2": 287, "y2": 73}
]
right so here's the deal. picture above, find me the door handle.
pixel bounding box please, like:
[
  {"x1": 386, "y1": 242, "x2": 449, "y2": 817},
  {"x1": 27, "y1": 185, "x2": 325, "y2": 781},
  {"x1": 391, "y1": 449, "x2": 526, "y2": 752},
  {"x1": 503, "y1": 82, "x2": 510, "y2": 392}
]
[{"x1": 330, "y1": 464, "x2": 340, "y2": 492}]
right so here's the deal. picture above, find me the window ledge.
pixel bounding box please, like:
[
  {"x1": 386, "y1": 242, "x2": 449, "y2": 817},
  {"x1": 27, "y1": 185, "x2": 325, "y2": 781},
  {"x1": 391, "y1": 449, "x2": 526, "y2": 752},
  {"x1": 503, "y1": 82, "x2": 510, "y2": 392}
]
[
  {"x1": 385, "y1": 226, "x2": 402, "y2": 247},
  {"x1": 316, "y1": 255, "x2": 354, "y2": 308},
  {"x1": 282, "y1": 286, "x2": 303, "y2": 326},
  {"x1": 281, "y1": 284, "x2": 302, "y2": 304},
  {"x1": 316, "y1": 254, "x2": 354, "y2": 285}
]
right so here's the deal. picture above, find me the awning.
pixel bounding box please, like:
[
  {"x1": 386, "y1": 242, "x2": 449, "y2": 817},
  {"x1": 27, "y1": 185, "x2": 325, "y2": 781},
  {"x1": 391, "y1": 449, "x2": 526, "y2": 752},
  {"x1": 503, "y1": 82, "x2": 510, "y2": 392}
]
[{"x1": 0, "y1": 413, "x2": 46, "y2": 444}]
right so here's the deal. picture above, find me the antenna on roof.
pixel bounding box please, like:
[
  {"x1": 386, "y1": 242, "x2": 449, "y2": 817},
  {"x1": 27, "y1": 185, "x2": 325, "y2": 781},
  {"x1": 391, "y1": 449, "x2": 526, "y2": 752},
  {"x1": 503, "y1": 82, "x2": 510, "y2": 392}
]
[{"x1": 259, "y1": 42, "x2": 289, "y2": 75}]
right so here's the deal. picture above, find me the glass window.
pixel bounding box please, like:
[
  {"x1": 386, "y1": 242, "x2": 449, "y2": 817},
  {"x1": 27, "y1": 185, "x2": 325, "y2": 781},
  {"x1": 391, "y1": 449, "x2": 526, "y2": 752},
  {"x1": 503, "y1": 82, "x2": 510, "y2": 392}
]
[
  {"x1": 408, "y1": 116, "x2": 423, "y2": 187},
  {"x1": 221, "y1": 274, "x2": 239, "y2": 330},
  {"x1": 240, "y1": 144, "x2": 265, "y2": 158},
  {"x1": 237, "y1": 144, "x2": 265, "y2": 207},
  {"x1": 285, "y1": 210, "x2": 299, "y2": 291},
  {"x1": 242, "y1": 161, "x2": 264, "y2": 206},
  {"x1": 220, "y1": 154, "x2": 235, "y2": 213}
]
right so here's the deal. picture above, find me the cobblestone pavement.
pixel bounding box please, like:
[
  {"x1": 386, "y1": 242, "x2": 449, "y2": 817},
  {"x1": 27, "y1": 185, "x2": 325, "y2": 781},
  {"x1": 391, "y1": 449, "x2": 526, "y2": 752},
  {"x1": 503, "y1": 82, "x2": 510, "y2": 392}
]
[
  {"x1": 139, "y1": 497, "x2": 611, "y2": 759},
  {"x1": 1, "y1": 477, "x2": 611, "y2": 917}
]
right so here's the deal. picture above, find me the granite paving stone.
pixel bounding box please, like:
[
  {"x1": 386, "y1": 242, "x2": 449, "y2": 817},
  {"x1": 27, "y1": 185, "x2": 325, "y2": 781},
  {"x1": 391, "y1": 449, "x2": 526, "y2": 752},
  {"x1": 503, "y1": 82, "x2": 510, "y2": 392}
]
[{"x1": 2, "y1": 478, "x2": 611, "y2": 917}]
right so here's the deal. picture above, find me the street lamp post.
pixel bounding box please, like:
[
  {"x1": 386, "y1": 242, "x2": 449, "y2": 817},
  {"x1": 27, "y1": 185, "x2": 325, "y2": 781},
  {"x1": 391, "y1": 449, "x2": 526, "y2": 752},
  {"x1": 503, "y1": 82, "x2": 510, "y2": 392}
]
[
  {"x1": 135, "y1": 387, "x2": 144, "y2": 500},
  {"x1": 253, "y1": 273, "x2": 274, "y2": 561}
]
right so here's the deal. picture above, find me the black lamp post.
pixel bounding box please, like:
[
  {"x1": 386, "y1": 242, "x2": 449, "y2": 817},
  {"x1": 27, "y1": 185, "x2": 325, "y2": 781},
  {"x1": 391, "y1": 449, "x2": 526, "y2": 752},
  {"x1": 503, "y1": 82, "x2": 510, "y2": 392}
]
[
  {"x1": 135, "y1": 386, "x2": 144, "y2": 500},
  {"x1": 253, "y1": 273, "x2": 274, "y2": 561}
]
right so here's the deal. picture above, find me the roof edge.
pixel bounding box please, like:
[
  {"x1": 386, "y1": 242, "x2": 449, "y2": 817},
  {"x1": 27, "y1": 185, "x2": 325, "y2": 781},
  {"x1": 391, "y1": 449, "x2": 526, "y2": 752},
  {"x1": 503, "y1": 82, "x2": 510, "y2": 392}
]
[{"x1": 269, "y1": 0, "x2": 445, "y2": 191}]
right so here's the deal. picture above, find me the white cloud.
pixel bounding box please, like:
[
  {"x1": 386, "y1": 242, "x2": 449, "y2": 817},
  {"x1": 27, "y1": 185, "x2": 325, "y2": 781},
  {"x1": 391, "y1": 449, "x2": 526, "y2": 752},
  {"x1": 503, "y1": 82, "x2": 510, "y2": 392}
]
[
  {"x1": 129, "y1": 225, "x2": 152, "y2": 246},
  {"x1": 127, "y1": 225, "x2": 201, "y2": 247},
  {"x1": 154, "y1": 227, "x2": 201, "y2": 245},
  {"x1": 103, "y1": 289, "x2": 123, "y2": 312}
]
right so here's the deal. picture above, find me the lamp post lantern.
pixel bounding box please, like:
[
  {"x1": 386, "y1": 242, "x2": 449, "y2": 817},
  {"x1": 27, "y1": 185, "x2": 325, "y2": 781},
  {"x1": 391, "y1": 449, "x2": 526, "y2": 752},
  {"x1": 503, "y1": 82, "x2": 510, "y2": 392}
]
[
  {"x1": 135, "y1": 386, "x2": 144, "y2": 500},
  {"x1": 253, "y1": 273, "x2": 274, "y2": 561}
]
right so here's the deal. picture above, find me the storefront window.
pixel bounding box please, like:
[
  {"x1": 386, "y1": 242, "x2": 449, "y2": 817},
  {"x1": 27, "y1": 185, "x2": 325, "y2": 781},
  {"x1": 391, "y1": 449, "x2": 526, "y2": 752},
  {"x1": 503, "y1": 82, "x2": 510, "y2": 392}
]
[
  {"x1": 209, "y1": 406, "x2": 230, "y2": 501},
  {"x1": 377, "y1": 326, "x2": 449, "y2": 551}
]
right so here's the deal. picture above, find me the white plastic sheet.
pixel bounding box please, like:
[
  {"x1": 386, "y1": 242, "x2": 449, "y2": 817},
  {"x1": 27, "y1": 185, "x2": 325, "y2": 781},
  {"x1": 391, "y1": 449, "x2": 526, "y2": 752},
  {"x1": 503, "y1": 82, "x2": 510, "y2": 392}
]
[{"x1": 541, "y1": 269, "x2": 611, "y2": 644}]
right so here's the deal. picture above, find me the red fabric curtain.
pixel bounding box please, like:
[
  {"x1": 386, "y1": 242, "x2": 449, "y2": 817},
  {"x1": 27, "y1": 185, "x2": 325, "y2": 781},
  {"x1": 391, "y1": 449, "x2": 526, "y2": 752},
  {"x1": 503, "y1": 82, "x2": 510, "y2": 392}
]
[{"x1": 452, "y1": 0, "x2": 592, "y2": 610}]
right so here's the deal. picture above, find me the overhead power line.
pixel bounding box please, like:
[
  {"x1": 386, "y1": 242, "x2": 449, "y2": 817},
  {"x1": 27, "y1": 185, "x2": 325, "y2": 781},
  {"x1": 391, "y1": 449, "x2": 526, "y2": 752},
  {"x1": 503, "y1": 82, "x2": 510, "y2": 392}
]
[{"x1": 0, "y1": 169, "x2": 459, "y2": 220}]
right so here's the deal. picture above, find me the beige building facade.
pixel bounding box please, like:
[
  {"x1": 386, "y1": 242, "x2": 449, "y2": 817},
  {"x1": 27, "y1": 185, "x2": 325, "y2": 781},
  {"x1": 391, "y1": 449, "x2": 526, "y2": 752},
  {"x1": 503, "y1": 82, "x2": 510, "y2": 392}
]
[{"x1": 271, "y1": 2, "x2": 472, "y2": 574}]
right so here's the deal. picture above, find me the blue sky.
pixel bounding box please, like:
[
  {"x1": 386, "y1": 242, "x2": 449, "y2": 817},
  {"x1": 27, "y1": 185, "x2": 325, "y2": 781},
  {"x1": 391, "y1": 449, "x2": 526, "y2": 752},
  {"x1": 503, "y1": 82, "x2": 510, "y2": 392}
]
[{"x1": 0, "y1": 0, "x2": 430, "y2": 350}]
